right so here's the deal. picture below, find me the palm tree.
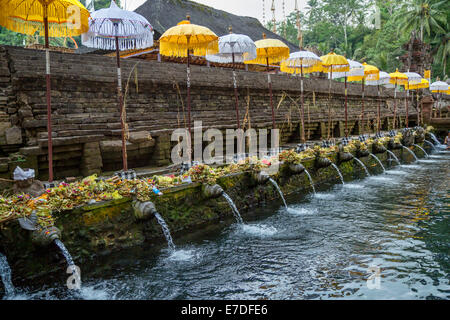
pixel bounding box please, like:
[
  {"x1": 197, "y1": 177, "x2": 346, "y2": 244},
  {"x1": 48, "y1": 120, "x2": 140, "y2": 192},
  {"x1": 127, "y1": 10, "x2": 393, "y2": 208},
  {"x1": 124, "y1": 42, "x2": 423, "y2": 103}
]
[
  {"x1": 395, "y1": 0, "x2": 446, "y2": 41},
  {"x1": 431, "y1": 31, "x2": 450, "y2": 77}
]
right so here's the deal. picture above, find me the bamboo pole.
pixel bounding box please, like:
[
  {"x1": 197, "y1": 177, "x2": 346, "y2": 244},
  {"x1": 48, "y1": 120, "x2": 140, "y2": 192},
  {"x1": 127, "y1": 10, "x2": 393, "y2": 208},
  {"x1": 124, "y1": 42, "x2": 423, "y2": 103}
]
[{"x1": 44, "y1": 4, "x2": 53, "y2": 182}]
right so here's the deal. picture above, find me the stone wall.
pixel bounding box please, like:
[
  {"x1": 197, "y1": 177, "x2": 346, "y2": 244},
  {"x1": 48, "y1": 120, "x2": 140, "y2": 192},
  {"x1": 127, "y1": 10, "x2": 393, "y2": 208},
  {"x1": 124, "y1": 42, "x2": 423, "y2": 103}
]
[{"x1": 0, "y1": 45, "x2": 425, "y2": 180}]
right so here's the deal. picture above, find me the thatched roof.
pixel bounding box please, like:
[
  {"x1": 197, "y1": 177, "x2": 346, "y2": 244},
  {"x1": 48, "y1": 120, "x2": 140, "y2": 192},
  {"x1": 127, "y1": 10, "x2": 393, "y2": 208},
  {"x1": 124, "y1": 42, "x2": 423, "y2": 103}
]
[{"x1": 134, "y1": 0, "x2": 299, "y2": 52}]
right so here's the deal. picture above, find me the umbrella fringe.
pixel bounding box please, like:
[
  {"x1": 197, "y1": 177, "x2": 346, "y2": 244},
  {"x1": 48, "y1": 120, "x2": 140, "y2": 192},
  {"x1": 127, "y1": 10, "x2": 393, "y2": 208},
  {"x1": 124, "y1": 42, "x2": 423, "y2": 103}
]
[
  {"x1": 83, "y1": 35, "x2": 153, "y2": 51},
  {"x1": 2, "y1": 17, "x2": 88, "y2": 37},
  {"x1": 160, "y1": 40, "x2": 218, "y2": 58}
]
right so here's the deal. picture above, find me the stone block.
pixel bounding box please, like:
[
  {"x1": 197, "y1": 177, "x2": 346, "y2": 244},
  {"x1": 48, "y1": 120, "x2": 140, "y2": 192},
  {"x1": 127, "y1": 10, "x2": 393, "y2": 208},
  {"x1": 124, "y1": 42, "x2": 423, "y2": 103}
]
[
  {"x1": 5, "y1": 126, "x2": 22, "y2": 144},
  {"x1": 128, "y1": 131, "x2": 152, "y2": 143}
]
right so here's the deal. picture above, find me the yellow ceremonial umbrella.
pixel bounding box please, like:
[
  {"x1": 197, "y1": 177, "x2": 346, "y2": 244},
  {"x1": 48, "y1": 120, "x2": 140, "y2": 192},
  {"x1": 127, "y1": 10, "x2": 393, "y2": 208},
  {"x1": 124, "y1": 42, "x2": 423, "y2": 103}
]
[
  {"x1": 280, "y1": 49, "x2": 322, "y2": 143},
  {"x1": 245, "y1": 34, "x2": 290, "y2": 129},
  {"x1": 320, "y1": 52, "x2": 349, "y2": 138},
  {"x1": 159, "y1": 16, "x2": 219, "y2": 163},
  {"x1": 0, "y1": 0, "x2": 90, "y2": 182},
  {"x1": 389, "y1": 69, "x2": 408, "y2": 130},
  {"x1": 361, "y1": 63, "x2": 379, "y2": 133}
]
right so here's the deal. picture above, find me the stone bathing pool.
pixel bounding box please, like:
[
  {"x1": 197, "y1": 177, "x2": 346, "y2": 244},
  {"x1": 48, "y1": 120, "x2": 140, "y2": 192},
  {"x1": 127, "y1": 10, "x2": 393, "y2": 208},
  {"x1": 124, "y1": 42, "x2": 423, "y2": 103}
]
[{"x1": 2, "y1": 148, "x2": 449, "y2": 300}]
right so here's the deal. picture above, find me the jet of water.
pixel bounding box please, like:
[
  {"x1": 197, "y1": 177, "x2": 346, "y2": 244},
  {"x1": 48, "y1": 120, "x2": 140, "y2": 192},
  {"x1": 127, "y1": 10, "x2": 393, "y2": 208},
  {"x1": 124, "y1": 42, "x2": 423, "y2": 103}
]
[
  {"x1": 413, "y1": 144, "x2": 429, "y2": 158},
  {"x1": 330, "y1": 163, "x2": 345, "y2": 185},
  {"x1": 402, "y1": 146, "x2": 418, "y2": 161},
  {"x1": 352, "y1": 156, "x2": 371, "y2": 177},
  {"x1": 154, "y1": 212, "x2": 176, "y2": 251},
  {"x1": 386, "y1": 150, "x2": 401, "y2": 166},
  {"x1": 304, "y1": 169, "x2": 316, "y2": 195},
  {"x1": 369, "y1": 153, "x2": 386, "y2": 173},
  {"x1": 268, "y1": 178, "x2": 288, "y2": 209},
  {"x1": 429, "y1": 133, "x2": 443, "y2": 147},
  {"x1": 0, "y1": 253, "x2": 14, "y2": 297},
  {"x1": 424, "y1": 140, "x2": 437, "y2": 152},
  {"x1": 54, "y1": 239, "x2": 75, "y2": 267},
  {"x1": 222, "y1": 193, "x2": 244, "y2": 224}
]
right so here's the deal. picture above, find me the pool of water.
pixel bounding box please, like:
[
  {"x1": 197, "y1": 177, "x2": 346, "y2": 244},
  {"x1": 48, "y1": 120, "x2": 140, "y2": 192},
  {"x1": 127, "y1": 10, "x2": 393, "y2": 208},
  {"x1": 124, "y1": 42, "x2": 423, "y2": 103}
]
[{"x1": 3, "y1": 151, "x2": 450, "y2": 300}]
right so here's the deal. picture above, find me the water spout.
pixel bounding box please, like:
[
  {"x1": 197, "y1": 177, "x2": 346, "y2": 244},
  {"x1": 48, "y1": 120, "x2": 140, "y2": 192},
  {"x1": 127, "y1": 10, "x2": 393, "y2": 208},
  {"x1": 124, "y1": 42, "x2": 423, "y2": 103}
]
[
  {"x1": 413, "y1": 144, "x2": 429, "y2": 158},
  {"x1": 54, "y1": 239, "x2": 76, "y2": 267},
  {"x1": 268, "y1": 178, "x2": 288, "y2": 209},
  {"x1": 304, "y1": 169, "x2": 316, "y2": 194},
  {"x1": 330, "y1": 163, "x2": 345, "y2": 185},
  {"x1": 386, "y1": 150, "x2": 401, "y2": 166},
  {"x1": 424, "y1": 140, "x2": 437, "y2": 152},
  {"x1": 352, "y1": 156, "x2": 371, "y2": 177},
  {"x1": 429, "y1": 133, "x2": 443, "y2": 147},
  {"x1": 369, "y1": 153, "x2": 386, "y2": 173},
  {"x1": 154, "y1": 212, "x2": 176, "y2": 251},
  {"x1": 54, "y1": 239, "x2": 81, "y2": 290},
  {"x1": 402, "y1": 146, "x2": 418, "y2": 161},
  {"x1": 0, "y1": 253, "x2": 14, "y2": 297},
  {"x1": 222, "y1": 193, "x2": 244, "y2": 224}
]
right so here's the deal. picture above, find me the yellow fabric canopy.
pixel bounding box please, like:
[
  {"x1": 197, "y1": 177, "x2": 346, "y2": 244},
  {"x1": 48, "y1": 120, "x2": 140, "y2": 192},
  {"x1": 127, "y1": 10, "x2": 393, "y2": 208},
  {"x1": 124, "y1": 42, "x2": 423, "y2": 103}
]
[
  {"x1": 389, "y1": 69, "x2": 408, "y2": 85},
  {"x1": 320, "y1": 52, "x2": 349, "y2": 73},
  {"x1": 362, "y1": 62, "x2": 379, "y2": 81},
  {"x1": 0, "y1": 0, "x2": 90, "y2": 37},
  {"x1": 280, "y1": 63, "x2": 323, "y2": 74},
  {"x1": 159, "y1": 20, "x2": 219, "y2": 57},
  {"x1": 405, "y1": 78, "x2": 429, "y2": 90},
  {"x1": 245, "y1": 38, "x2": 290, "y2": 65}
]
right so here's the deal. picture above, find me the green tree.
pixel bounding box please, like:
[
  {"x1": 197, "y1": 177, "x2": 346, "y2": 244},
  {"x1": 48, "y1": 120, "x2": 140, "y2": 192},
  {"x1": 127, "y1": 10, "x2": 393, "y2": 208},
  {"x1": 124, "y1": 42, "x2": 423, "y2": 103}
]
[{"x1": 394, "y1": 0, "x2": 446, "y2": 41}]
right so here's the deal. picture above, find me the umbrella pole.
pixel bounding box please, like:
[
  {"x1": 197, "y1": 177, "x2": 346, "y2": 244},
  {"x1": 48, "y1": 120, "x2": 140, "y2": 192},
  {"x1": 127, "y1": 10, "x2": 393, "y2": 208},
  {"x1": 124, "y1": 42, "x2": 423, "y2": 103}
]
[
  {"x1": 377, "y1": 84, "x2": 381, "y2": 133},
  {"x1": 417, "y1": 90, "x2": 420, "y2": 126},
  {"x1": 344, "y1": 76, "x2": 348, "y2": 137},
  {"x1": 328, "y1": 67, "x2": 332, "y2": 139},
  {"x1": 438, "y1": 93, "x2": 441, "y2": 118},
  {"x1": 300, "y1": 63, "x2": 305, "y2": 144},
  {"x1": 115, "y1": 35, "x2": 128, "y2": 172},
  {"x1": 405, "y1": 89, "x2": 409, "y2": 128},
  {"x1": 187, "y1": 46, "x2": 192, "y2": 163},
  {"x1": 361, "y1": 79, "x2": 365, "y2": 134},
  {"x1": 43, "y1": 5, "x2": 53, "y2": 182},
  {"x1": 393, "y1": 83, "x2": 397, "y2": 130},
  {"x1": 267, "y1": 57, "x2": 276, "y2": 129},
  {"x1": 232, "y1": 53, "x2": 240, "y2": 129}
]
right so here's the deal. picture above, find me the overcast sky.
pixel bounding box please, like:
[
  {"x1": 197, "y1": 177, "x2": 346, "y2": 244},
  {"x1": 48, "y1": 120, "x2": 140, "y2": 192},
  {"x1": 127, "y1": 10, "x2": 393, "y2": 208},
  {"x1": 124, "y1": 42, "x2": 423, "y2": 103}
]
[{"x1": 123, "y1": 0, "x2": 307, "y2": 23}]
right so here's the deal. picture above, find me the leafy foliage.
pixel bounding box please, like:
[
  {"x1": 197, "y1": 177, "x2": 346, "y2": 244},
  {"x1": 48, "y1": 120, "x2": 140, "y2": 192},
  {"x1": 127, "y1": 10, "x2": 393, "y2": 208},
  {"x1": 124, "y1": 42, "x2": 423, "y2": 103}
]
[{"x1": 269, "y1": 0, "x2": 449, "y2": 79}]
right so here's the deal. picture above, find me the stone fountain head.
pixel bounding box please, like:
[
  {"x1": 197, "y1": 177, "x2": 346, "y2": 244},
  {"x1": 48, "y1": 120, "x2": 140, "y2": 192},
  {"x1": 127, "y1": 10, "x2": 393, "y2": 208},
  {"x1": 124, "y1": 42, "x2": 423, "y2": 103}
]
[
  {"x1": 288, "y1": 163, "x2": 305, "y2": 174},
  {"x1": 371, "y1": 139, "x2": 387, "y2": 154},
  {"x1": 252, "y1": 171, "x2": 271, "y2": 184},
  {"x1": 132, "y1": 200, "x2": 157, "y2": 221},
  {"x1": 31, "y1": 226, "x2": 61, "y2": 247},
  {"x1": 338, "y1": 145, "x2": 354, "y2": 163},
  {"x1": 401, "y1": 128, "x2": 414, "y2": 147},
  {"x1": 202, "y1": 184, "x2": 224, "y2": 199},
  {"x1": 413, "y1": 127, "x2": 425, "y2": 143},
  {"x1": 18, "y1": 211, "x2": 61, "y2": 246}
]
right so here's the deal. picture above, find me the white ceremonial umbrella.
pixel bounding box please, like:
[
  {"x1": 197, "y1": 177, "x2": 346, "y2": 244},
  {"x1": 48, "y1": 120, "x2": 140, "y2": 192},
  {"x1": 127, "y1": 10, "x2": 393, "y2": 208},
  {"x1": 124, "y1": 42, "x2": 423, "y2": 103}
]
[
  {"x1": 328, "y1": 59, "x2": 364, "y2": 80},
  {"x1": 280, "y1": 50, "x2": 322, "y2": 143},
  {"x1": 82, "y1": 0, "x2": 153, "y2": 172},
  {"x1": 430, "y1": 81, "x2": 449, "y2": 118},
  {"x1": 206, "y1": 28, "x2": 256, "y2": 129}
]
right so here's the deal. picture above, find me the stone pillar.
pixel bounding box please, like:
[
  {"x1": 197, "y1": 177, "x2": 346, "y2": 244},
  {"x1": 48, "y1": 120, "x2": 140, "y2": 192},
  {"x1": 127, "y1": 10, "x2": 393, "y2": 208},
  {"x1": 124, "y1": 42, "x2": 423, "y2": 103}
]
[
  {"x1": 81, "y1": 142, "x2": 103, "y2": 177},
  {"x1": 421, "y1": 95, "x2": 434, "y2": 124},
  {"x1": 152, "y1": 132, "x2": 171, "y2": 166}
]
